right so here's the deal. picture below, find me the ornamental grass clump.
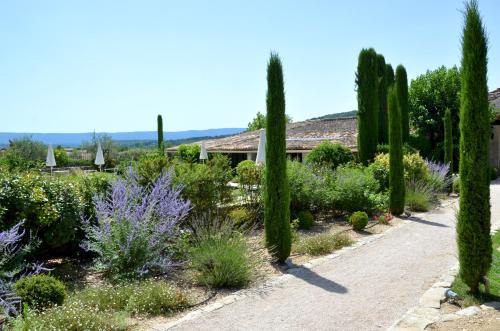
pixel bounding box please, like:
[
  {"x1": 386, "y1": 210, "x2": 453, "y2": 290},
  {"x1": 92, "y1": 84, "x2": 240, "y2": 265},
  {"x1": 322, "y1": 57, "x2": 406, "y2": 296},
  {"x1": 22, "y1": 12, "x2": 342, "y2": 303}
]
[
  {"x1": 82, "y1": 168, "x2": 191, "y2": 278},
  {"x1": 294, "y1": 232, "x2": 352, "y2": 256}
]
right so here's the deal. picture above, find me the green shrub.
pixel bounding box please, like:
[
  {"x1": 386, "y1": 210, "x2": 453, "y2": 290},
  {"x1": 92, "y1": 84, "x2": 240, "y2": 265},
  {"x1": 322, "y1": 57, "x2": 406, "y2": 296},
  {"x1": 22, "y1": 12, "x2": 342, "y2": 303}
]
[
  {"x1": 350, "y1": 211, "x2": 369, "y2": 231},
  {"x1": 236, "y1": 160, "x2": 261, "y2": 187},
  {"x1": 305, "y1": 141, "x2": 353, "y2": 170},
  {"x1": 287, "y1": 160, "x2": 327, "y2": 215},
  {"x1": 329, "y1": 165, "x2": 381, "y2": 213},
  {"x1": 236, "y1": 160, "x2": 263, "y2": 222},
  {"x1": 14, "y1": 275, "x2": 67, "y2": 309},
  {"x1": 229, "y1": 208, "x2": 253, "y2": 228},
  {"x1": 297, "y1": 211, "x2": 314, "y2": 230},
  {"x1": 294, "y1": 232, "x2": 352, "y2": 256},
  {"x1": 405, "y1": 180, "x2": 433, "y2": 212},
  {"x1": 133, "y1": 152, "x2": 169, "y2": 186},
  {"x1": 190, "y1": 234, "x2": 253, "y2": 288},
  {"x1": 176, "y1": 144, "x2": 201, "y2": 163},
  {"x1": 0, "y1": 172, "x2": 83, "y2": 251},
  {"x1": 173, "y1": 154, "x2": 233, "y2": 217},
  {"x1": 371, "y1": 152, "x2": 429, "y2": 190},
  {"x1": 126, "y1": 281, "x2": 190, "y2": 316}
]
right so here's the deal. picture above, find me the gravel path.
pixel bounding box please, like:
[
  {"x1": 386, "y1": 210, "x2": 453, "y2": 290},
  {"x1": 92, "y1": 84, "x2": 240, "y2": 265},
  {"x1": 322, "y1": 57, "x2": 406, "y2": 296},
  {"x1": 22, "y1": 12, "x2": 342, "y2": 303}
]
[{"x1": 163, "y1": 181, "x2": 500, "y2": 331}]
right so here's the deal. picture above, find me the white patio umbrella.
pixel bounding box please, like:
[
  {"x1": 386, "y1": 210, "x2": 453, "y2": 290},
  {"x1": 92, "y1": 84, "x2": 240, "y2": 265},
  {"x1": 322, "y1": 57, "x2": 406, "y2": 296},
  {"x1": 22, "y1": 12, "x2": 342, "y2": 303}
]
[
  {"x1": 199, "y1": 142, "x2": 208, "y2": 161},
  {"x1": 95, "y1": 141, "x2": 105, "y2": 171},
  {"x1": 45, "y1": 144, "x2": 56, "y2": 174},
  {"x1": 255, "y1": 128, "x2": 266, "y2": 165}
]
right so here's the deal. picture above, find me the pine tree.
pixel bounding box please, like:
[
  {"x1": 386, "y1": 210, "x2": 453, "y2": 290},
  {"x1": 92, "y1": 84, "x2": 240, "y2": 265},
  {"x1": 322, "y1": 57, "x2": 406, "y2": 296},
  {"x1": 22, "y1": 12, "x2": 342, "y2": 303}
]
[
  {"x1": 443, "y1": 108, "x2": 453, "y2": 171},
  {"x1": 356, "y1": 48, "x2": 379, "y2": 164},
  {"x1": 386, "y1": 64, "x2": 395, "y2": 87},
  {"x1": 396, "y1": 65, "x2": 409, "y2": 143},
  {"x1": 157, "y1": 115, "x2": 164, "y2": 155},
  {"x1": 377, "y1": 54, "x2": 388, "y2": 144},
  {"x1": 388, "y1": 86, "x2": 405, "y2": 215},
  {"x1": 457, "y1": 0, "x2": 491, "y2": 294},
  {"x1": 264, "y1": 53, "x2": 291, "y2": 263}
]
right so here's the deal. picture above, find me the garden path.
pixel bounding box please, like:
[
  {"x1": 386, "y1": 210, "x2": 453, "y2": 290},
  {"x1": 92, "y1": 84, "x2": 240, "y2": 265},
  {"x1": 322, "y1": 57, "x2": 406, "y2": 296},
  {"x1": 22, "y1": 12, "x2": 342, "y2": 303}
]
[{"x1": 159, "y1": 180, "x2": 500, "y2": 331}]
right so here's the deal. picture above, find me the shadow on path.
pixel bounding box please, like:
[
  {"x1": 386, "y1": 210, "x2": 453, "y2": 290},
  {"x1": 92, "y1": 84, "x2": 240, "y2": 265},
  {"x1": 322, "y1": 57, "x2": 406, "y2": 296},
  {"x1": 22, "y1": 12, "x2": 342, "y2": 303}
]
[
  {"x1": 288, "y1": 267, "x2": 348, "y2": 294},
  {"x1": 406, "y1": 216, "x2": 449, "y2": 228}
]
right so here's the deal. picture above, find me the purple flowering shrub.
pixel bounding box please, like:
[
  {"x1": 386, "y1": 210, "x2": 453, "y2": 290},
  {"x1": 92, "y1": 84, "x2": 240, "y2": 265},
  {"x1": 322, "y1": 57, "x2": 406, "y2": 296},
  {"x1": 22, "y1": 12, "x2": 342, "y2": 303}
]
[
  {"x1": 1, "y1": 221, "x2": 46, "y2": 316},
  {"x1": 425, "y1": 160, "x2": 451, "y2": 192},
  {"x1": 82, "y1": 169, "x2": 190, "y2": 278}
]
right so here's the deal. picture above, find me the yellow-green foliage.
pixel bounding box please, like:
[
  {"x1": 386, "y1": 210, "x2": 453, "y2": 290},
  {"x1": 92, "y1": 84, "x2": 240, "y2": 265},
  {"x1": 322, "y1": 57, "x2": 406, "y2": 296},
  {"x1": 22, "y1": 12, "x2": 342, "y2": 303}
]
[
  {"x1": 373, "y1": 152, "x2": 429, "y2": 181},
  {"x1": 294, "y1": 232, "x2": 352, "y2": 256}
]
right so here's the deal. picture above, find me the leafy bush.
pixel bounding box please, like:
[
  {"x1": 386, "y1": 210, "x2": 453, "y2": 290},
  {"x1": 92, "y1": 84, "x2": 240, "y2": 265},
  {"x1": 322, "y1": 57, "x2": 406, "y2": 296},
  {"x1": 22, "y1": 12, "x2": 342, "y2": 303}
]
[
  {"x1": 350, "y1": 211, "x2": 368, "y2": 231},
  {"x1": 229, "y1": 208, "x2": 253, "y2": 229},
  {"x1": 372, "y1": 152, "x2": 429, "y2": 184},
  {"x1": 0, "y1": 172, "x2": 83, "y2": 251},
  {"x1": 235, "y1": 160, "x2": 263, "y2": 223},
  {"x1": 297, "y1": 211, "x2": 314, "y2": 230},
  {"x1": 14, "y1": 275, "x2": 66, "y2": 309},
  {"x1": 133, "y1": 152, "x2": 169, "y2": 187},
  {"x1": 126, "y1": 281, "x2": 190, "y2": 316},
  {"x1": 176, "y1": 144, "x2": 201, "y2": 163},
  {"x1": 72, "y1": 172, "x2": 114, "y2": 224},
  {"x1": 305, "y1": 141, "x2": 353, "y2": 170},
  {"x1": 190, "y1": 230, "x2": 253, "y2": 288},
  {"x1": 329, "y1": 165, "x2": 381, "y2": 213},
  {"x1": 82, "y1": 169, "x2": 191, "y2": 278},
  {"x1": 405, "y1": 179, "x2": 434, "y2": 212},
  {"x1": 287, "y1": 161, "x2": 328, "y2": 215},
  {"x1": 172, "y1": 155, "x2": 232, "y2": 217},
  {"x1": 0, "y1": 137, "x2": 46, "y2": 171},
  {"x1": 294, "y1": 232, "x2": 352, "y2": 256}
]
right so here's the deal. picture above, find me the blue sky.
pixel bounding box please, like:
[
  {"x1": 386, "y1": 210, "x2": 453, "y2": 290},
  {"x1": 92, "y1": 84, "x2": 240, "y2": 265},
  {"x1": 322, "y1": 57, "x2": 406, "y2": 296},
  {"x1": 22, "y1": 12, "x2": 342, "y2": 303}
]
[{"x1": 0, "y1": 0, "x2": 499, "y2": 133}]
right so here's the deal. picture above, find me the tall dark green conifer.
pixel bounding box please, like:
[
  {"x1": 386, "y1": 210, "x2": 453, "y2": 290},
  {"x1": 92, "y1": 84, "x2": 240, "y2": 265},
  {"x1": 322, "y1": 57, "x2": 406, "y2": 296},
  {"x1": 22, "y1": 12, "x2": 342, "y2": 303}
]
[
  {"x1": 443, "y1": 108, "x2": 453, "y2": 171},
  {"x1": 388, "y1": 87, "x2": 405, "y2": 215},
  {"x1": 377, "y1": 54, "x2": 388, "y2": 144},
  {"x1": 396, "y1": 65, "x2": 409, "y2": 143},
  {"x1": 264, "y1": 53, "x2": 291, "y2": 263},
  {"x1": 457, "y1": 0, "x2": 491, "y2": 294},
  {"x1": 157, "y1": 114, "x2": 164, "y2": 155},
  {"x1": 356, "y1": 48, "x2": 379, "y2": 164},
  {"x1": 386, "y1": 64, "x2": 395, "y2": 87}
]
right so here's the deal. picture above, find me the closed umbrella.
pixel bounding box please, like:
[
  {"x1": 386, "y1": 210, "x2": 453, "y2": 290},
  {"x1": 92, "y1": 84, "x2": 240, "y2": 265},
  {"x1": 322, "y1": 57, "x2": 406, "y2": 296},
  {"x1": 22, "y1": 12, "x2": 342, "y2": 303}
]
[
  {"x1": 199, "y1": 142, "x2": 208, "y2": 161},
  {"x1": 46, "y1": 144, "x2": 56, "y2": 174},
  {"x1": 255, "y1": 128, "x2": 266, "y2": 165},
  {"x1": 95, "y1": 141, "x2": 105, "y2": 171}
]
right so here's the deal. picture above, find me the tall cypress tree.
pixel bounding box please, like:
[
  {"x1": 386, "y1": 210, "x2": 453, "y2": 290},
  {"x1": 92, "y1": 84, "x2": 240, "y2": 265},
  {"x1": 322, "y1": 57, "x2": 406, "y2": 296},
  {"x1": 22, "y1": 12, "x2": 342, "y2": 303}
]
[
  {"x1": 388, "y1": 86, "x2": 405, "y2": 215},
  {"x1": 356, "y1": 48, "x2": 379, "y2": 164},
  {"x1": 264, "y1": 53, "x2": 291, "y2": 263},
  {"x1": 457, "y1": 0, "x2": 491, "y2": 294},
  {"x1": 386, "y1": 64, "x2": 395, "y2": 87},
  {"x1": 396, "y1": 65, "x2": 409, "y2": 143},
  {"x1": 443, "y1": 108, "x2": 453, "y2": 171},
  {"x1": 377, "y1": 54, "x2": 388, "y2": 144},
  {"x1": 157, "y1": 114, "x2": 164, "y2": 155}
]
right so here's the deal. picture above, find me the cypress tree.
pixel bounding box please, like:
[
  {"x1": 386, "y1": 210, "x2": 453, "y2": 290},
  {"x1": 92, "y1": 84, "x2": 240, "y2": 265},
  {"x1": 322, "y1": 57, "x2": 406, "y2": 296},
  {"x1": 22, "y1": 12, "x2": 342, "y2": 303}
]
[
  {"x1": 457, "y1": 0, "x2": 491, "y2": 294},
  {"x1": 443, "y1": 108, "x2": 453, "y2": 171},
  {"x1": 396, "y1": 65, "x2": 409, "y2": 143},
  {"x1": 264, "y1": 53, "x2": 291, "y2": 263},
  {"x1": 377, "y1": 54, "x2": 388, "y2": 144},
  {"x1": 356, "y1": 48, "x2": 379, "y2": 164},
  {"x1": 157, "y1": 114, "x2": 164, "y2": 155},
  {"x1": 388, "y1": 86, "x2": 405, "y2": 215},
  {"x1": 386, "y1": 63, "x2": 395, "y2": 87}
]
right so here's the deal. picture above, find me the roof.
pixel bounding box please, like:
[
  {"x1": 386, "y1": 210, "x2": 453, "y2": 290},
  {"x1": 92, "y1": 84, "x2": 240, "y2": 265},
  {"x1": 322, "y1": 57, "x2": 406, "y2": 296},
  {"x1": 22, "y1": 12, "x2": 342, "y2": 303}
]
[
  {"x1": 490, "y1": 88, "x2": 500, "y2": 110},
  {"x1": 167, "y1": 117, "x2": 357, "y2": 153}
]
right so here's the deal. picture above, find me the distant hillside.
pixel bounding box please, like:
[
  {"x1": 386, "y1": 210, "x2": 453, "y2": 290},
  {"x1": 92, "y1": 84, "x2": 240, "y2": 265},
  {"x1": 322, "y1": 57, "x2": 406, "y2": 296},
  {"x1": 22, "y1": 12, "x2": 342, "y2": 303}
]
[
  {"x1": 310, "y1": 110, "x2": 357, "y2": 120},
  {"x1": 0, "y1": 128, "x2": 245, "y2": 147}
]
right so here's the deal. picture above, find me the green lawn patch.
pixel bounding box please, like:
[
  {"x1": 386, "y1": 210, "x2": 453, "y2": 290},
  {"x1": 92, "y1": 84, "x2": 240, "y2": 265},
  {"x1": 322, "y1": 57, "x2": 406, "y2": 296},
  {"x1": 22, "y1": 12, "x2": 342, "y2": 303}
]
[{"x1": 451, "y1": 230, "x2": 500, "y2": 306}]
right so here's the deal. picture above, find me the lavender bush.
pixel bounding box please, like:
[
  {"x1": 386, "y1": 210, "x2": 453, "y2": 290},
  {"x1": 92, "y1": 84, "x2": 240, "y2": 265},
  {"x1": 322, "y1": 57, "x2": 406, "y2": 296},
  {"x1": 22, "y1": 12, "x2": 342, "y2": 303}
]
[
  {"x1": 425, "y1": 160, "x2": 452, "y2": 193},
  {"x1": 82, "y1": 169, "x2": 190, "y2": 278},
  {"x1": 1, "y1": 221, "x2": 45, "y2": 316}
]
